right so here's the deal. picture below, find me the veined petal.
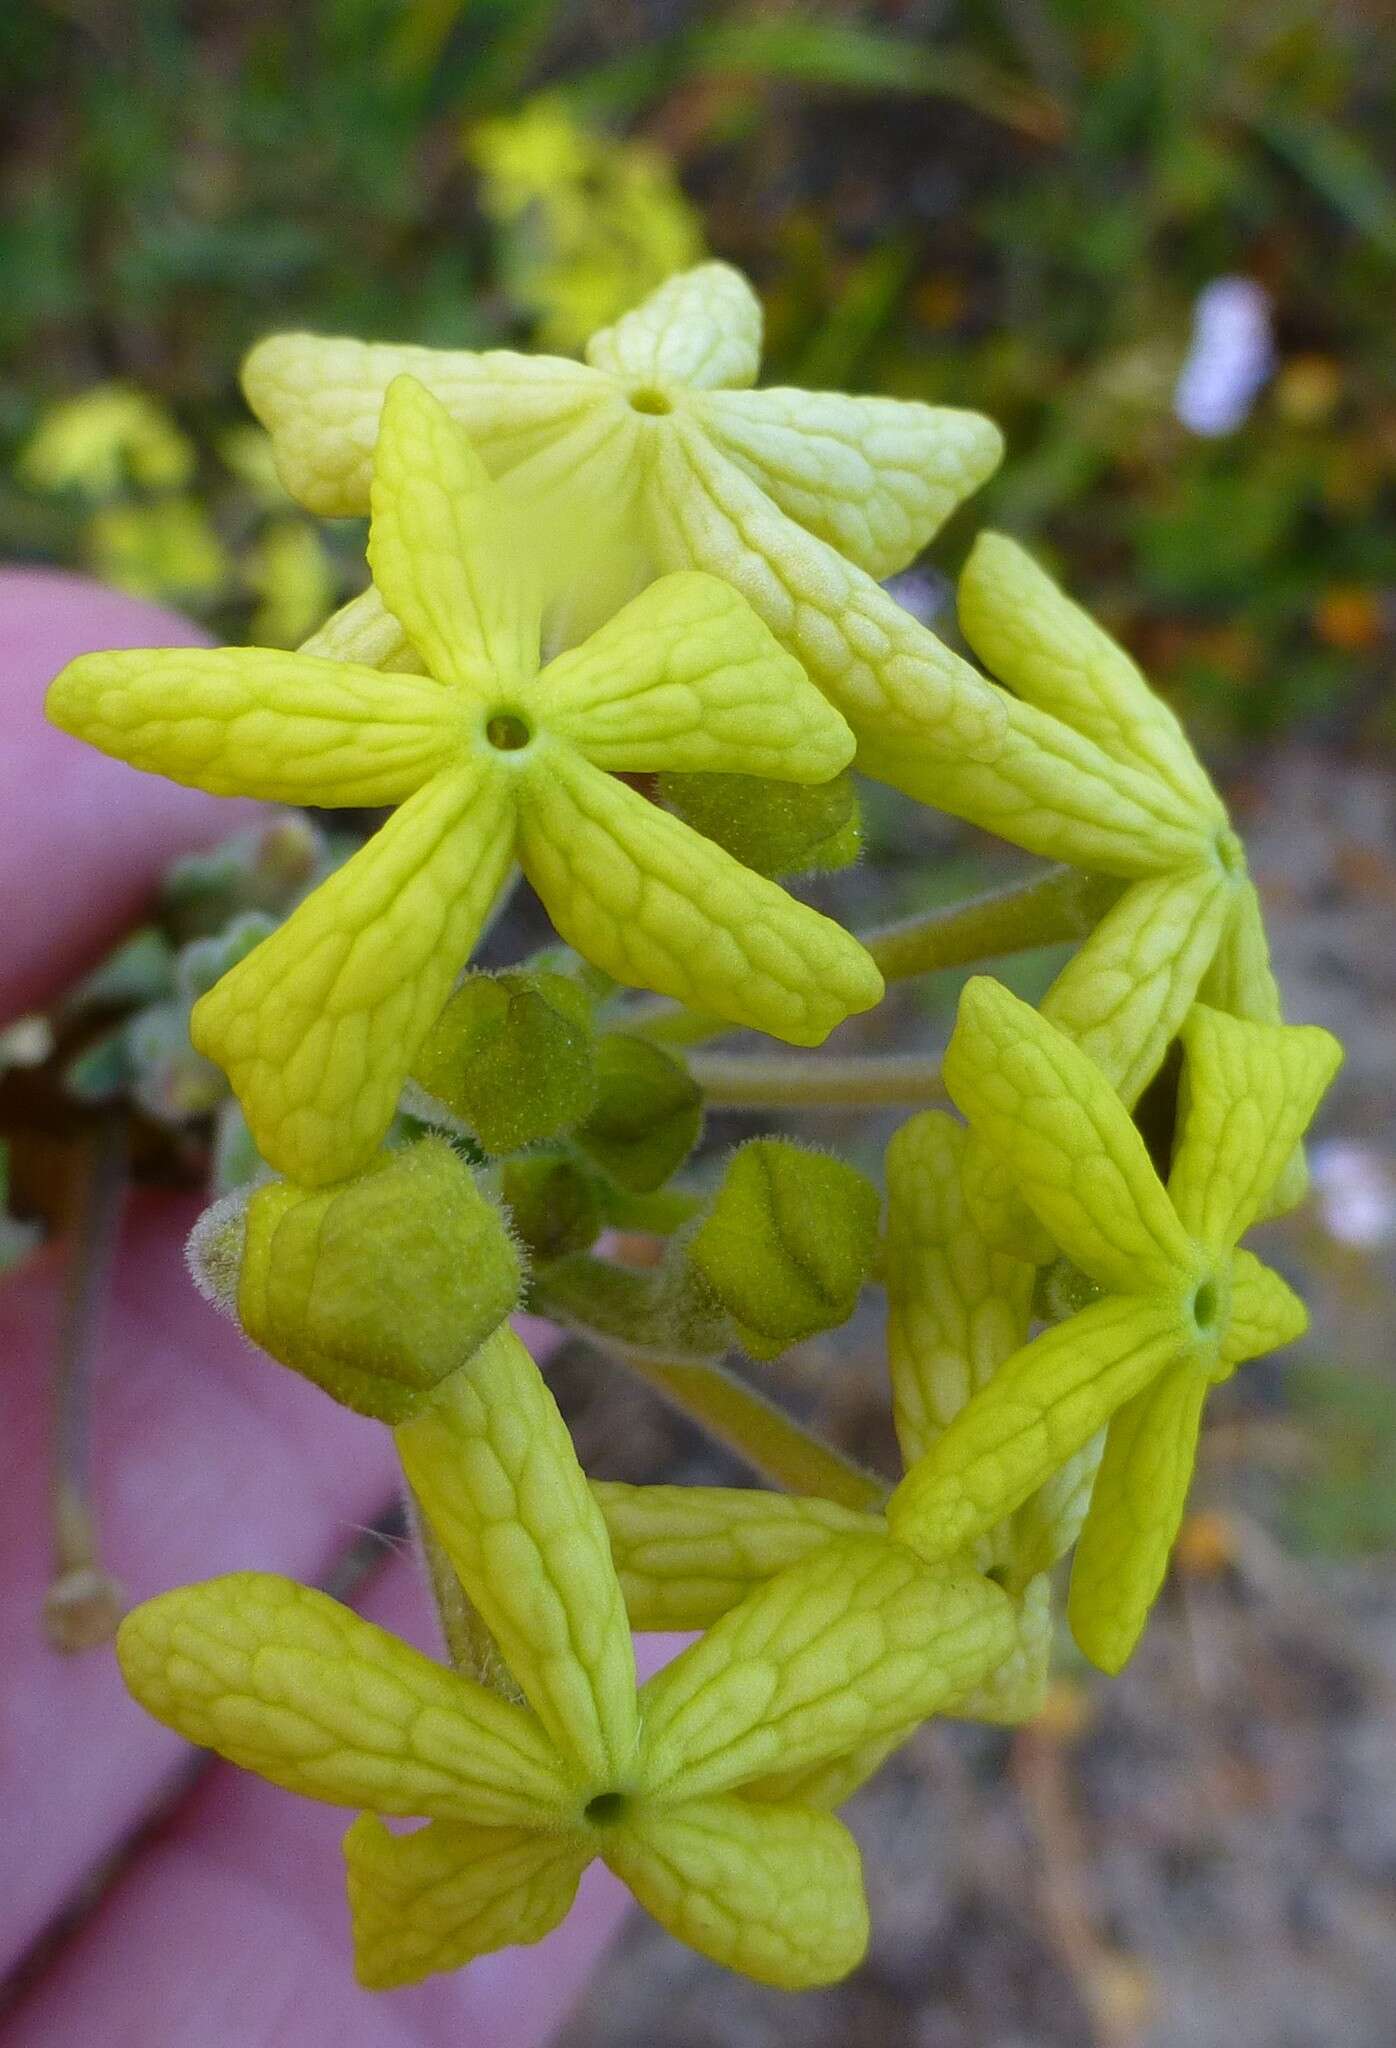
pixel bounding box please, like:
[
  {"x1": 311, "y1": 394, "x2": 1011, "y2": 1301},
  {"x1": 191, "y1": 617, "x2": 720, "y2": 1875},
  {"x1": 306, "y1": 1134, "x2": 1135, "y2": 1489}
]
[
  {"x1": 116, "y1": 1574, "x2": 570, "y2": 1825},
  {"x1": 300, "y1": 583, "x2": 416, "y2": 671},
  {"x1": 1067, "y1": 1361, "x2": 1207, "y2": 1673},
  {"x1": 1040, "y1": 864, "x2": 1232, "y2": 1106},
  {"x1": 516, "y1": 750, "x2": 882, "y2": 1045},
  {"x1": 860, "y1": 691, "x2": 1212, "y2": 878},
  {"x1": 1009, "y1": 1432, "x2": 1106, "y2": 1584},
  {"x1": 1168, "y1": 1006, "x2": 1342, "y2": 1250},
  {"x1": 959, "y1": 534, "x2": 1224, "y2": 820},
  {"x1": 944, "y1": 978, "x2": 1195, "y2": 1295},
  {"x1": 1220, "y1": 1247, "x2": 1308, "y2": 1370},
  {"x1": 396, "y1": 1326, "x2": 638, "y2": 1788},
  {"x1": 47, "y1": 645, "x2": 455, "y2": 806},
  {"x1": 636, "y1": 1534, "x2": 1013, "y2": 1802},
  {"x1": 887, "y1": 1295, "x2": 1190, "y2": 1565},
  {"x1": 241, "y1": 331, "x2": 614, "y2": 516},
  {"x1": 645, "y1": 413, "x2": 1005, "y2": 762},
  {"x1": 740, "y1": 1731, "x2": 908, "y2": 1811},
  {"x1": 696, "y1": 386, "x2": 1002, "y2": 576},
  {"x1": 585, "y1": 262, "x2": 762, "y2": 390},
  {"x1": 1200, "y1": 882, "x2": 1308, "y2": 1215},
  {"x1": 368, "y1": 377, "x2": 541, "y2": 690},
  {"x1": 603, "y1": 1796, "x2": 868, "y2": 1989},
  {"x1": 535, "y1": 571, "x2": 853, "y2": 782},
  {"x1": 345, "y1": 1817, "x2": 587, "y2": 1991},
  {"x1": 592, "y1": 1480, "x2": 880, "y2": 1631},
  {"x1": 950, "y1": 1572, "x2": 1053, "y2": 1725},
  {"x1": 192, "y1": 763, "x2": 516, "y2": 1184},
  {"x1": 884, "y1": 1111, "x2": 1032, "y2": 1469}
]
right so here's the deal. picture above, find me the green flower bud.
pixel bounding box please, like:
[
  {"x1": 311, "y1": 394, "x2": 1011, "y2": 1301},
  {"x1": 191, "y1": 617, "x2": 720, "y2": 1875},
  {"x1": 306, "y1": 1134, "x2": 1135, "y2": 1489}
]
[
  {"x1": 500, "y1": 1152, "x2": 605, "y2": 1263},
  {"x1": 411, "y1": 971, "x2": 597, "y2": 1155},
  {"x1": 689, "y1": 1139, "x2": 881, "y2": 1358},
  {"x1": 197, "y1": 1137, "x2": 524, "y2": 1422},
  {"x1": 575, "y1": 1036, "x2": 702, "y2": 1193},
  {"x1": 658, "y1": 770, "x2": 861, "y2": 877}
]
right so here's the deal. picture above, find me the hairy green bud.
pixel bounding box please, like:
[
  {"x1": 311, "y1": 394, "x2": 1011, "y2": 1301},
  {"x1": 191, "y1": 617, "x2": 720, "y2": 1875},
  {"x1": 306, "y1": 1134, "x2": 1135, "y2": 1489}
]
[
  {"x1": 690, "y1": 1140, "x2": 881, "y2": 1358},
  {"x1": 412, "y1": 971, "x2": 597, "y2": 1155},
  {"x1": 575, "y1": 1036, "x2": 702, "y2": 1193},
  {"x1": 227, "y1": 1137, "x2": 523, "y2": 1421},
  {"x1": 658, "y1": 771, "x2": 860, "y2": 877},
  {"x1": 500, "y1": 1152, "x2": 605, "y2": 1263}
]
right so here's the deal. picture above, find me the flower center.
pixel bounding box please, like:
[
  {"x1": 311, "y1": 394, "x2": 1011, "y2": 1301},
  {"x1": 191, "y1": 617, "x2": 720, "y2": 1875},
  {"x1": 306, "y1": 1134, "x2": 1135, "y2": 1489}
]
[
  {"x1": 628, "y1": 386, "x2": 672, "y2": 416},
  {"x1": 1192, "y1": 1277, "x2": 1220, "y2": 1329},
  {"x1": 485, "y1": 711, "x2": 532, "y2": 753},
  {"x1": 585, "y1": 1790, "x2": 629, "y2": 1826}
]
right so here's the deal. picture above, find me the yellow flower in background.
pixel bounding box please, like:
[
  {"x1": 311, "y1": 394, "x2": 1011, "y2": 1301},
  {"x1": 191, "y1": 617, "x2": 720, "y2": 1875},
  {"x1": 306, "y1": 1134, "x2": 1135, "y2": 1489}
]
[
  {"x1": 118, "y1": 1325, "x2": 1015, "y2": 1990},
  {"x1": 83, "y1": 497, "x2": 229, "y2": 605},
  {"x1": 242, "y1": 260, "x2": 1007, "y2": 768},
  {"x1": 18, "y1": 384, "x2": 195, "y2": 497},
  {"x1": 49, "y1": 375, "x2": 879, "y2": 1185},
  {"x1": 245, "y1": 517, "x2": 338, "y2": 648},
  {"x1": 470, "y1": 99, "x2": 703, "y2": 352}
]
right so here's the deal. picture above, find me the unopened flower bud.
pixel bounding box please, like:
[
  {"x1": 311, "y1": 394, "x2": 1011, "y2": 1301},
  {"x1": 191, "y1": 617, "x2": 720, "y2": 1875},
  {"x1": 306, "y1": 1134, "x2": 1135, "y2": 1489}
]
[
  {"x1": 659, "y1": 770, "x2": 860, "y2": 877},
  {"x1": 412, "y1": 971, "x2": 597, "y2": 1155},
  {"x1": 575, "y1": 1036, "x2": 702, "y2": 1193},
  {"x1": 689, "y1": 1139, "x2": 880, "y2": 1358}
]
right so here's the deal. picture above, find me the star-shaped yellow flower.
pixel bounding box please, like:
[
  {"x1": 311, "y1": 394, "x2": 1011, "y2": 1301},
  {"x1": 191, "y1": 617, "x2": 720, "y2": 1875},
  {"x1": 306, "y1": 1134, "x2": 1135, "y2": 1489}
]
[
  {"x1": 48, "y1": 375, "x2": 880, "y2": 1185},
  {"x1": 118, "y1": 1325, "x2": 1015, "y2": 1989},
  {"x1": 242, "y1": 260, "x2": 1008, "y2": 769},
  {"x1": 885, "y1": 978, "x2": 1342, "y2": 1672},
  {"x1": 867, "y1": 532, "x2": 1308, "y2": 1247}
]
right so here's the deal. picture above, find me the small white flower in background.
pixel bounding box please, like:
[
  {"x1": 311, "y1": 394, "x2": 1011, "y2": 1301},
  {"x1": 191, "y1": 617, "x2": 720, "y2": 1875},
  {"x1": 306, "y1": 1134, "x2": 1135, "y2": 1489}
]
[
  {"x1": 1174, "y1": 277, "x2": 1275, "y2": 436},
  {"x1": 1310, "y1": 1139, "x2": 1396, "y2": 1250}
]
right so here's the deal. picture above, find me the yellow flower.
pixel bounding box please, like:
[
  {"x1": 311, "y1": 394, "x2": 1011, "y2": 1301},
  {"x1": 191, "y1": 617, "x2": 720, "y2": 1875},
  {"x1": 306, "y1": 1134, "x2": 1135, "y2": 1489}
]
[
  {"x1": 118, "y1": 1325, "x2": 1015, "y2": 1989},
  {"x1": 84, "y1": 498, "x2": 228, "y2": 605},
  {"x1": 242, "y1": 261, "x2": 1007, "y2": 769},
  {"x1": 18, "y1": 384, "x2": 195, "y2": 496},
  {"x1": 49, "y1": 376, "x2": 880, "y2": 1185}
]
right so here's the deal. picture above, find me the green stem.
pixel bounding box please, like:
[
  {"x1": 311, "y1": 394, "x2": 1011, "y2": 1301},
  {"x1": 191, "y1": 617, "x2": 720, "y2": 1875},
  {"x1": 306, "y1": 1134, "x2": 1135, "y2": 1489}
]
[
  {"x1": 690, "y1": 1049, "x2": 946, "y2": 1110},
  {"x1": 863, "y1": 865, "x2": 1124, "y2": 983},
  {"x1": 602, "y1": 1344, "x2": 886, "y2": 1513}
]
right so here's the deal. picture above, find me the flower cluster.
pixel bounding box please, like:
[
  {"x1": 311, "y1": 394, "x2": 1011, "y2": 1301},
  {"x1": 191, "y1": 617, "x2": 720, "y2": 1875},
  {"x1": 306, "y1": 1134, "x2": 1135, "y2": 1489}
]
[{"x1": 48, "y1": 261, "x2": 1340, "y2": 1992}]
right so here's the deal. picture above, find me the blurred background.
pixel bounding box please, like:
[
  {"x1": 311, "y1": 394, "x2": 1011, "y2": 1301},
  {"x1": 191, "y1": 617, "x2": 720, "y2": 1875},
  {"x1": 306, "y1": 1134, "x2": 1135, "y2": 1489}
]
[{"x1": 3, "y1": 2, "x2": 1394, "y2": 2043}]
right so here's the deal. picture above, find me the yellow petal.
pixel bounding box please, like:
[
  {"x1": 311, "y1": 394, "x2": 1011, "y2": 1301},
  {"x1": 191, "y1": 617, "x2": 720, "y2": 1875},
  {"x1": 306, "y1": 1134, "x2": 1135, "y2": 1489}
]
[
  {"x1": 637, "y1": 1533, "x2": 1013, "y2": 1802},
  {"x1": 1219, "y1": 1246, "x2": 1308, "y2": 1370},
  {"x1": 299, "y1": 584, "x2": 417, "y2": 671},
  {"x1": 592, "y1": 1480, "x2": 881, "y2": 1630},
  {"x1": 517, "y1": 750, "x2": 882, "y2": 1045},
  {"x1": 861, "y1": 690, "x2": 1213, "y2": 878},
  {"x1": 241, "y1": 331, "x2": 614, "y2": 516},
  {"x1": 47, "y1": 646, "x2": 455, "y2": 806},
  {"x1": 951, "y1": 1572, "x2": 1054, "y2": 1724},
  {"x1": 192, "y1": 763, "x2": 515, "y2": 1184},
  {"x1": 1168, "y1": 1006, "x2": 1342, "y2": 1250},
  {"x1": 344, "y1": 1816, "x2": 587, "y2": 1990},
  {"x1": 535, "y1": 571, "x2": 853, "y2": 783},
  {"x1": 944, "y1": 978, "x2": 1195, "y2": 1295},
  {"x1": 740, "y1": 1732, "x2": 908, "y2": 1811},
  {"x1": 645, "y1": 411, "x2": 1005, "y2": 763},
  {"x1": 1041, "y1": 865, "x2": 1232, "y2": 1106},
  {"x1": 368, "y1": 376, "x2": 541, "y2": 689},
  {"x1": 116, "y1": 1573, "x2": 570, "y2": 1823},
  {"x1": 585, "y1": 262, "x2": 763, "y2": 391},
  {"x1": 603, "y1": 1795, "x2": 868, "y2": 1989},
  {"x1": 888, "y1": 1295, "x2": 1190, "y2": 1565},
  {"x1": 1067, "y1": 1362, "x2": 1208, "y2": 1673},
  {"x1": 884, "y1": 1110, "x2": 1033, "y2": 1468},
  {"x1": 395, "y1": 1326, "x2": 638, "y2": 1788},
  {"x1": 1199, "y1": 881, "x2": 1309, "y2": 1215},
  {"x1": 697, "y1": 385, "x2": 1002, "y2": 576},
  {"x1": 959, "y1": 534, "x2": 1224, "y2": 821}
]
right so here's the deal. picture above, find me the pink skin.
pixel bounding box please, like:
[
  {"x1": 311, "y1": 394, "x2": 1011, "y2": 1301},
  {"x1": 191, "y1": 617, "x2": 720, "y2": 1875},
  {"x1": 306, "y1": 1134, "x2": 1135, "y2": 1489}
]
[{"x1": 0, "y1": 573, "x2": 675, "y2": 2041}]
